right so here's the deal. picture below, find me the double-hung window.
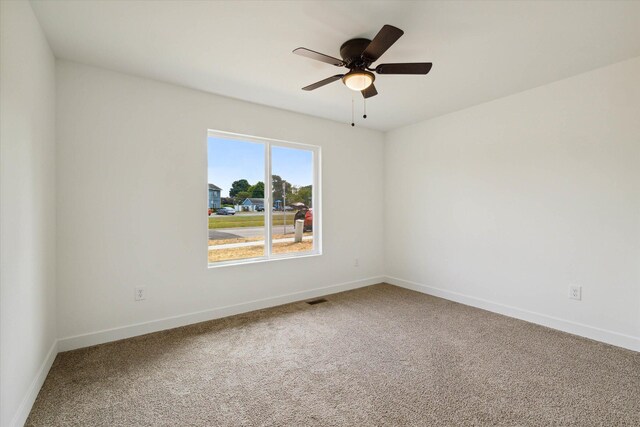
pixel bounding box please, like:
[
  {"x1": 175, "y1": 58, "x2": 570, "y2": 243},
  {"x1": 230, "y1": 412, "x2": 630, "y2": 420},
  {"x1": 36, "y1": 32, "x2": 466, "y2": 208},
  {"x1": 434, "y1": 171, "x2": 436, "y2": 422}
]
[{"x1": 207, "y1": 130, "x2": 321, "y2": 266}]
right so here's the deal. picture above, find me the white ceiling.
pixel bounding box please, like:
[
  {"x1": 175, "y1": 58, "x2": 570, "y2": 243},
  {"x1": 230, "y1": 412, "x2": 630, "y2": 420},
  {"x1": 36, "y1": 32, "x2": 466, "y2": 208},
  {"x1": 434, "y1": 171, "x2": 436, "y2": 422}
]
[{"x1": 31, "y1": 0, "x2": 640, "y2": 131}]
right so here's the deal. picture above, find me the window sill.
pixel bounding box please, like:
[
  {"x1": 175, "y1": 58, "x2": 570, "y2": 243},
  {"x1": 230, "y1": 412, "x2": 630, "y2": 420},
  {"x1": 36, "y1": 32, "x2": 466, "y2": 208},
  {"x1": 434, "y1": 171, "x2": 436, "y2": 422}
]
[{"x1": 208, "y1": 251, "x2": 322, "y2": 269}]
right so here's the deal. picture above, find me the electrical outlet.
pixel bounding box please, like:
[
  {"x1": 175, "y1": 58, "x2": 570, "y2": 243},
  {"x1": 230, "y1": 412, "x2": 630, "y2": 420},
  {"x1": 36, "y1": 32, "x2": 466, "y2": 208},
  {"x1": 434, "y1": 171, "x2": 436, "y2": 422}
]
[
  {"x1": 568, "y1": 285, "x2": 581, "y2": 301},
  {"x1": 135, "y1": 287, "x2": 146, "y2": 301},
  {"x1": 354, "y1": 258, "x2": 359, "y2": 267}
]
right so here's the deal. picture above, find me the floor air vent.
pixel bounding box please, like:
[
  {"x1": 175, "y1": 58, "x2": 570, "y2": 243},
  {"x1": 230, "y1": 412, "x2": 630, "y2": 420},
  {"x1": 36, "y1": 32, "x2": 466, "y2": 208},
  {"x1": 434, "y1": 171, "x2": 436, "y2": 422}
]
[{"x1": 306, "y1": 298, "x2": 328, "y2": 305}]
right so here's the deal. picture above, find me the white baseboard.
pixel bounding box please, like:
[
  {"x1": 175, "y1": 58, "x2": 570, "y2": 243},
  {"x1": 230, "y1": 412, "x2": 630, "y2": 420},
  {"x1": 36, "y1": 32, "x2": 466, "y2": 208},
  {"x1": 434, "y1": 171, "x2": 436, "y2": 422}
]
[
  {"x1": 10, "y1": 339, "x2": 58, "y2": 427},
  {"x1": 385, "y1": 276, "x2": 640, "y2": 353},
  {"x1": 58, "y1": 276, "x2": 384, "y2": 352}
]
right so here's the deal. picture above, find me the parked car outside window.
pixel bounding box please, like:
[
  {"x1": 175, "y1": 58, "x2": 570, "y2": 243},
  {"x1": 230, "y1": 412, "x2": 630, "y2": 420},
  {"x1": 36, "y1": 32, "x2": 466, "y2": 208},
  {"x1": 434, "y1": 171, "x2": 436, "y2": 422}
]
[{"x1": 216, "y1": 207, "x2": 236, "y2": 215}]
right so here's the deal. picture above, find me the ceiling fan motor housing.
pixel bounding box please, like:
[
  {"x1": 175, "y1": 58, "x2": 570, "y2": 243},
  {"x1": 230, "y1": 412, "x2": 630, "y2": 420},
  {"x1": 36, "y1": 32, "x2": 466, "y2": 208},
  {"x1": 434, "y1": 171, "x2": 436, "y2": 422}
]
[{"x1": 340, "y1": 38, "x2": 373, "y2": 68}]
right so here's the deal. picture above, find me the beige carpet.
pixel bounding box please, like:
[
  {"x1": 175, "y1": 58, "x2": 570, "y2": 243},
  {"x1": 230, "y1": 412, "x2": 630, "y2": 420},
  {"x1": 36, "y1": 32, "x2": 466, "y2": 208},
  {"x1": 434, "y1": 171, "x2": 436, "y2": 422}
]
[{"x1": 27, "y1": 284, "x2": 640, "y2": 426}]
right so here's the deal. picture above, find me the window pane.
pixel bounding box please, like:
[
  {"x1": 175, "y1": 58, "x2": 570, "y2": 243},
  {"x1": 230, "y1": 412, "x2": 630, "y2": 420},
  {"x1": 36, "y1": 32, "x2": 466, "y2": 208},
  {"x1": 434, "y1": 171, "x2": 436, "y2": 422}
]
[
  {"x1": 271, "y1": 146, "x2": 314, "y2": 256},
  {"x1": 208, "y1": 137, "x2": 265, "y2": 263}
]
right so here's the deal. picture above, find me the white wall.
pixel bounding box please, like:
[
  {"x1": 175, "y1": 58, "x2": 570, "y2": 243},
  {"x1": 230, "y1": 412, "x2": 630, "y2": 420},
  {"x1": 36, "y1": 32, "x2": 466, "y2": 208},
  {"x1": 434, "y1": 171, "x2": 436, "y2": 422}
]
[
  {"x1": 0, "y1": 1, "x2": 58, "y2": 426},
  {"x1": 385, "y1": 57, "x2": 640, "y2": 351},
  {"x1": 55, "y1": 61, "x2": 385, "y2": 348}
]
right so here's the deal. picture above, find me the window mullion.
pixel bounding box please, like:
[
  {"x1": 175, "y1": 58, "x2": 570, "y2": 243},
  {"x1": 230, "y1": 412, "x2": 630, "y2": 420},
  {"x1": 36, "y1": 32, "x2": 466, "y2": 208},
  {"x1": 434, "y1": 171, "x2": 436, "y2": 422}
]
[{"x1": 264, "y1": 142, "x2": 272, "y2": 259}]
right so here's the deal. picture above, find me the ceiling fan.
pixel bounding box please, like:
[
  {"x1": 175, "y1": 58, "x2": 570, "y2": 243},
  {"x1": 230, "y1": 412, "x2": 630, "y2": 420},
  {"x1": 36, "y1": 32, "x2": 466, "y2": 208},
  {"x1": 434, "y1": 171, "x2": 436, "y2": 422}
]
[{"x1": 293, "y1": 24, "x2": 432, "y2": 99}]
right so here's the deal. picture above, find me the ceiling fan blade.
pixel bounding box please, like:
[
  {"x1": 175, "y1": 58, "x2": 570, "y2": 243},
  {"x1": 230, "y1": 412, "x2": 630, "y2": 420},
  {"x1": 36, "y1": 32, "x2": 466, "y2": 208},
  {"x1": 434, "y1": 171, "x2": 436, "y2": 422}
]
[
  {"x1": 361, "y1": 83, "x2": 378, "y2": 98},
  {"x1": 302, "y1": 74, "x2": 344, "y2": 91},
  {"x1": 293, "y1": 48, "x2": 345, "y2": 67},
  {"x1": 375, "y1": 63, "x2": 433, "y2": 75},
  {"x1": 362, "y1": 25, "x2": 404, "y2": 62}
]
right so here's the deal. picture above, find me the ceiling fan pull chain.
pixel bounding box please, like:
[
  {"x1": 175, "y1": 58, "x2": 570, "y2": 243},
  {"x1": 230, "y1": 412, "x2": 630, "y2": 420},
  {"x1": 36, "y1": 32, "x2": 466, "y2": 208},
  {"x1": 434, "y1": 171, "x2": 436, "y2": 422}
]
[
  {"x1": 363, "y1": 98, "x2": 367, "y2": 119},
  {"x1": 351, "y1": 95, "x2": 355, "y2": 127}
]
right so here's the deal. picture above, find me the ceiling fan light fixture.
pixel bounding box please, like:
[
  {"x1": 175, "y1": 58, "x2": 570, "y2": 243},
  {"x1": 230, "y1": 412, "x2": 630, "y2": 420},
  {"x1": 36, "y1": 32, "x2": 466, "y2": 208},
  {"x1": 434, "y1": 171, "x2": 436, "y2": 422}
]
[{"x1": 342, "y1": 70, "x2": 374, "y2": 91}]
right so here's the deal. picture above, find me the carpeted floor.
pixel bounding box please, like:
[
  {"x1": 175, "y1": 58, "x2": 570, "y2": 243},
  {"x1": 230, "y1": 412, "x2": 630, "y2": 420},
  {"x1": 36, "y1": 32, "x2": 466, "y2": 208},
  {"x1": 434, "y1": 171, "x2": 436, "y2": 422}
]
[{"x1": 27, "y1": 284, "x2": 640, "y2": 426}]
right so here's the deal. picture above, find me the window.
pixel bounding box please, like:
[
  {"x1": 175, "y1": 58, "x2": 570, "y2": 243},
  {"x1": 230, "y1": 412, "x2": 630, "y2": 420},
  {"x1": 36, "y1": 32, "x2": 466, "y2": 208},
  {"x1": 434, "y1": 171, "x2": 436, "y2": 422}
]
[{"x1": 207, "y1": 130, "x2": 320, "y2": 265}]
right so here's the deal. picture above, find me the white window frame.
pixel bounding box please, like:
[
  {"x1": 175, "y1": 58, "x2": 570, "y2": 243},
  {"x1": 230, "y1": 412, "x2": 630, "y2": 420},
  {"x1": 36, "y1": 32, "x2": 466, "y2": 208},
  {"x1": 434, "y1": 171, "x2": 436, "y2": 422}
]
[{"x1": 207, "y1": 129, "x2": 322, "y2": 267}]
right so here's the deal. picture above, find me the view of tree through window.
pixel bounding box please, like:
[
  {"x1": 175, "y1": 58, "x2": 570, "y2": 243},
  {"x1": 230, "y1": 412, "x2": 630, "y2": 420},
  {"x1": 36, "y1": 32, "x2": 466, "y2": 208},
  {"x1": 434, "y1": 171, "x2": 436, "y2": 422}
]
[{"x1": 207, "y1": 133, "x2": 318, "y2": 264}]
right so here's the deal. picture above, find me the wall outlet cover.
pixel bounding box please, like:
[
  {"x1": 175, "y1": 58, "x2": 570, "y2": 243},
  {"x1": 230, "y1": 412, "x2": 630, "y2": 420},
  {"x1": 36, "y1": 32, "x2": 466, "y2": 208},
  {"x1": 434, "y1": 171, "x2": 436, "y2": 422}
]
[
  {"x1": 569, "y1": 285, "x2": 582, "y2": 301},
  {"x1": 135, "y1": 287, "x2": 146, "y2": 301}
]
